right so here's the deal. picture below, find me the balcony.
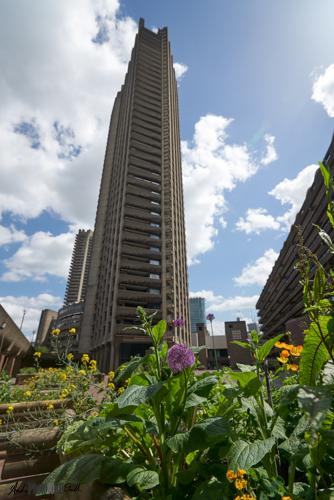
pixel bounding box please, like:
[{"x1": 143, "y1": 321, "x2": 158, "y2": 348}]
[{"x1": 117, "y1": 307, "x2": 162, "y2": 320}]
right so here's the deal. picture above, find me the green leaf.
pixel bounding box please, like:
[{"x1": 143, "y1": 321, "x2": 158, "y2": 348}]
[
  {"x1": 315, "y1": 225, "x2": 334, "y2": 254},
  {"x1": 114, "y1": 356, "x2": 146, "y2": 384},
  {"x1": 249, "y1": 330, "x2": 259, "y2": 345},
  {"x1": 190, "y1": 345, "x2": 208, "y2": 355},
  {"x1": 126, "y1": 467, "x2": 159, "y2": 489},
  {"x1": 236, "y1": 363, "x2": 257, "y2": 373},
  {"x1": 319, "y1": 429, "x2": 334, "y2": 449},
  {"x1": 101, "y1": 461, "x2": 136, "y2": 484},
  {"x1": 184, "y1": 392, "x2": 207, "y2": 408},
  {"x1": 230, "y1": 341, "x2": 253, "y2": 350},
  {"x1": 228, "y1": 371, "x2": 261, "y2": 397},
  {"x1": 166, "y1": 416, "x2": 232, "y2": 454},
  {"x1": 297, "y1": 386, "x2": 333, "y2": 447},
  {"x1": 118, "y1": 382, "x2": 165, "y2": 408},
  {"x1": 278, "y1": 436, "x2": 308, "y2": 460},
  {"x1": 257, "y1": 334, "x2": 283, "y2": 361},
  {"x1": 188, "y1": 375, "x2": 218, "y2": 398},
  {"x1": 42, "y1": 455, "x2": 110, "y2": 485},
  {"x1": 322, "y1": 360, "x2": 334, "y2": 384},
  {"x1": 228, "y1": 437, "x2": 276, "y2": 471},
  {"x1": 271, "y1": 417, "x2": 287, "y2": 440},
  {"x1": 191, "y1": 478, "x2": 227, "y2": 500},
  {"x1": 299, "y1": 316, "x2": 334, "y2": 386},
  {"x1": 165, "y1": 376, "x2": 184, "y2": 420},
  {"x1": 276, "y1": 384, "x2": 300, "y2": 408},
  {"x1": 152, "y1": 320, "x2": 166, "y2": 345},
  {"x1": 157, "y1": 341, "x2": 167, "y2": 359}
]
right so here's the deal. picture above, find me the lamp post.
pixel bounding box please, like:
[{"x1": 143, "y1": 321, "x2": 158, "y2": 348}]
[
  {"x1": 20, "y1": 309, "x2": 28, "y2": 331},
  {"x1": 31, "y1": 330, "x2": 36, "y2": 347}
]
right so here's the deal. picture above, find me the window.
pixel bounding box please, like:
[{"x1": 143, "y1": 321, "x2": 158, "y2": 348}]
[
  {"x1": 150, "y1": 235, "x2": 159, "y2": 239},
  {"x1": 150, "y1": 260, "x2": 159, "y2": 265},
  {"x1": 149, "y1": 274, "x2": 160, "y2": 279},
  {"x1": 149, "y1": 289, "x2": 160, "y2": 294},
  {"x1": 150, "y1": 223, "x2": 160, "y2": 227},
  {"x1": 150, "y1": 247, "x2": 160, "y2": 252},
  {"x1": 151, "y1": 212, "x2": 159, "y2": 216}
]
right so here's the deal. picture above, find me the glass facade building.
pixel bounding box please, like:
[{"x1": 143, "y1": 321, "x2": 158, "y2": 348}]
[{"x1": 190, "y1": 297, "x2": 206, "y2": 333}]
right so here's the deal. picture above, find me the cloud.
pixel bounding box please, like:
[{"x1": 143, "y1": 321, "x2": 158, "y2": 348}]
[
  {"x1": 151, "y1": 26, "x2": 158, "y2": 34},
  {"x1": 261, "y1": 134, "x2": 278, "y2": 165},
  {"x1": 233, "y1": 249, "x2": 279, "y2": 287},
  {"x1": 235, "y1": 208, "x2": 280, "y2": 234},
  {"x1": 0, "y1": 225, "x2": 26, "y2": 247},
  {"x1": 311, "y1": 63, "x2": 334, "y2": 117},
  {"x1": 1, "y1": 231, "x2": 75, "y2": 282},
  {"x1": 269, "y1": 164, "x2": 318, "y2": 230},
  {"x1": 0, "y1": 293, "x2": 62, "y2": 339},
  {"x1": 173, "y1": 62, "x2": 188, "y2": 81},
  {"x1": 0, "y1": 0, "x2": 138, "y2": 227},
  {"x1": 189, "y1": 289, "x2": 259, "y2": 313},
  {"x1": 182, "y1": 115, "x2": 278, "y2": 263}
]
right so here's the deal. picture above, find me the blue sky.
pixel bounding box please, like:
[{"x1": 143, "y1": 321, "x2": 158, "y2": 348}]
[{"x1": 1, "y1": 0, "x2": 334, "y2": 338}]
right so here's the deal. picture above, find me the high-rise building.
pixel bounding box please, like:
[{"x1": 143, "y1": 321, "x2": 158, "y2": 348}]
[
  {"x1": 257, "y1": 135, "x2": 334, "y2": 340},
  {"x1": 190, "y1": 297, "x2": 206, "y2": 333},
  {"x1": 64, "y1": 229, "x2": 93, "y2": 306},
  {"x1": 35, "y1": 309, "x2": 58, "y2": 346},
  {"x1": 80, "y1": 19, "x2": 191, "y2": 372}
]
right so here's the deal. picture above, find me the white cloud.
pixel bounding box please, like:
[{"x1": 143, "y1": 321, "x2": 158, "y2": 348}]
[
  {"x1": 311, "y1": 63, "x2": 334, "y2": 117},
  {"x1": 0, "y1": 224, "x2": 26, "y2": 247},
  {"x1": 1, "y1": 231, "x2": 75, "y2": 282},
  {"x1": 173, "y1": 62, "x2": 188, "y2": 81},
  {"x1": 183, "y1": 115, "x2": 278, "y2": 264},
  {"x1": 151, "y1": 26, "x2": 158, "y2": 34},
  {"x1": 233, "y1": 249, "x2": 279, "y2": 287},
  {"x1": 0, "y1": 293, "x2": 62, "y2": 339},
  {"x1": 235, "y1": 208, "x2": 280, "y2": 234},
  {"x1": 269, "y1": 164, "x2": 318, "y2": 230},
  {"x1": 190, "y1": 289, "x2": 259, "y2": 313},
  {"x1": 0, "y1": 0, "x2": 138, "y2": 227},
  {"x1": 261, "y1": 134, "x2": 278, "y2": 165}
]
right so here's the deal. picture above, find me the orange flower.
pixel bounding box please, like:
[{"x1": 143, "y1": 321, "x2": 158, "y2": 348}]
[
  {"x1": 290, "y1": 364, "x2": 299, "y2": 371},
  {"x1": 234, "y1": 478, "x2": 247, "y2": 490},
  {"x1": 281, "y1": 350, "x2": 290, "y2": 358},
  {"x1": 237, "y1": 468, "x2": 246, "y2": 477},
  {"x1": 282, "y1": 496, "x2": 292, "y2": 500},
  {"x1": 285, "y1": 344, "x2": 294, "y2": 351},
  {"x1": 275, "y1": 341, "x2": 281, "y2": 347},
  {"x1": 227, "y1": 470, "x2": 236, "y2": 480},
  {"x1": 291, "y1": 346, "x2": 303, "y2": 356}
]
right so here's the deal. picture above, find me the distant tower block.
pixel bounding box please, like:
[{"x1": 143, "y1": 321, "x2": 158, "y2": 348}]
[
  {"x1": 190, "y1": 297, "x2": 206, "y2": 333},
  {"x1": 64, "y1": 229, "x2": 93, "y2": 306},
  {"x1": 80, "y1": 19, "x2": 191, "y2": 372}
]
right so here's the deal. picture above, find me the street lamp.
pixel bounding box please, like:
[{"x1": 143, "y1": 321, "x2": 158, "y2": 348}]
[
  {"x1": 20, "y1": 309, "x2": 28, "y2": 331},
  {"x1": 31, "y1": 330, "x2": 36, "y2": 347}
]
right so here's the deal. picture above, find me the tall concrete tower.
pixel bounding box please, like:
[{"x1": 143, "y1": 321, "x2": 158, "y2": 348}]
[
  {"x1": 80, "y1": 19, "x2": 191, "y2": 372},
  {"x1": 64, "y1": 229, "x2": 93, "y2": 306}
]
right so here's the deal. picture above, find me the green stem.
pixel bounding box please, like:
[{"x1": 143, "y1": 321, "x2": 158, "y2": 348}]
[
  {"x1": 124, "y1": 426, "x2": 155, "y2": 466},
  {"x1": 135, "y1": 483, "x2": 150, "y2": 500},
  {"x1": 288, "y1": 458, "x2": 296, "y2": 494},
  {"x1": 172, "y1": 371, "x2": 188, "y2": 436}
]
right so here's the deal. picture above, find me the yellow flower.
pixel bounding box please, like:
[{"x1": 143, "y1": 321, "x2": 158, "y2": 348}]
[
  {"x1": 68, "y1": 385, "x2": 76, "y2": 391},
  {"x1": 284, "y1": 344, "x2": 294, "y2": 351},
  {"x1": 46, "y1": 403, "x2": 54, "y2": 410},
  {"x1": 277, "y1": 356, "x2": 288, "y2": 364},
  {"x1": 6, "y1": 406, "x2": 14, "y2": 414},
  {"x1": 281, "y1": 350, "x2": 290, "y2": 358},
  {"x1": 275, "y1": 341, "x2": 282, "y2": 347},
  {"x1": 282, "y1": 497, "x2": 292, "y2": 500},
  {"x1": 54, "y1": 419, "x2": 59, "y2": 425},
  {"x1": 69, "y1": 328, "x2": 76, "y2": 333},
  {"x1": 119, "y1": 366, "x2": 125, "y2": 371},
  {"x1": 0, "y1": 419, "x2": 2, "y2": 425},
  {"x1": 92, "y1": 411, "x2": 98, "y2": 416},
  {"x1": 81, "y1": 354, "x2": 90, "y2": 364},
  {"x1": 227, "y1": 470, "x2": 236, "y2": 480},
  {"x1": 51, "y1": 329, "x2": 60, "y2": 336},
  {"x1": 237, "y1": 468, "x2": 246, "y2": 478},
  {"x1": 108, "y1": 382, "x2": 115, "y2": 389},
  {"x1": 108, "y1": 371, "x2": 115, "y2": 378},
  {"x1": 78, "y1": 370, "x2": 86, "y2": 376},
  {"x1": 125, "y1": 378, "x2": 130, "y2": 384},
  {"x1": 60, "y1": 373, "x2": 67, "y2": 380},
  {"x1": 303, "y1": 330, "x2": 309, "y2": 335},
  {"x1": 34, "y1": 352, "x2": 42, "y2": 357},
  {"x1": 289, "y1": 364, "x2": 299, "y2": 371},
  {"x1": 24, "y1": 391, "x2": 31, "y2": 397},
  {"x1": 68, "y1": 353, "x2": 74, "y2": 359},
  {"x1": 234, "y1": 478, "x2": 247, "y2": 490},
  {"x1": 117, "y1": 387, "x2": 125, "y2": 396}
]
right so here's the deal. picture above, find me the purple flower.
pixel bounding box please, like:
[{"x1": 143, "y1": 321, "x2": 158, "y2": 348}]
[
  {"x1": 206, "y1": 314, "x2": 215, "y2": 322},
  {"x1": 173, "y1": 318, "x2": 185, "y2": 328},
  {"x1": 167, "y1": 344, "x2": 195, "y2": 374}
]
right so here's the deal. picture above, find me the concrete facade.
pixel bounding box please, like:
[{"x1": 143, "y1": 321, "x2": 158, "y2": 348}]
[
  {"x1": 225, "y1": 320, "x2": 252, "y2": 368},
  {"x1": 35, "y1": 309, "x2": 58, "y2": 346},
  {"x1": 190, "y1": 297, "x2": 206, "y2": 333},
  {"x1": 257, "y1": 135, "x2": 334, "y2": 340},
  {"x1": 64, "y1": 229, "x2": 93, "y2": 306},
  {"x1": 80, "y1": 19, "x2": 190, "y2": 372},
  {"x1": 0, "y1": 304, "x2": 34, "y2": 375}
]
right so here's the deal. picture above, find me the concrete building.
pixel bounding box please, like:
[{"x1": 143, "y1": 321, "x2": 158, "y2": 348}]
[
  {"x1": 190, "y1": 297, "x2": 206, "y2": 333},
  {"x1": 64, "y1": 229, "x2": 93, "y2": 306},
  {"x1": 225, "y1": 320, "x2": 252, "y2": 368},
  {"x1": 80, "y1": 19, "x2": 190, "y2": 372},
  {"x1": 257, "y1": 134, "x2": 334, "y2": 340},
  {"x1": 0, "y1": 304, "x2": 34, "y2": 375},
  {"x1": 52, "y1": 301, "x2": 84, "y2": 352},
  {"x1": 35, "y1": 309, "x2": 58, "y2": 346},
  {"x1": 247, "y1": 322, "x2": 260, "y2": 334}
]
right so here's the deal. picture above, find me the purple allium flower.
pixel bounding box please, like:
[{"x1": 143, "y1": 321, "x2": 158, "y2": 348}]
[
  {"x1": 173, "y1": 318, "x2": 185, "y2": 328},
  {"x1": 206, "y1": 314, "x2": 215, "y2": 322},
  {"x1": 167, "y1": 344, "x2": 195, "y2": 374}
]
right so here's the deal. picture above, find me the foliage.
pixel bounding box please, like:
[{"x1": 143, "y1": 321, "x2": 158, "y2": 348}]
[{"x1": 34, "y1": 346, "x2": 50, "y2": 353}]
